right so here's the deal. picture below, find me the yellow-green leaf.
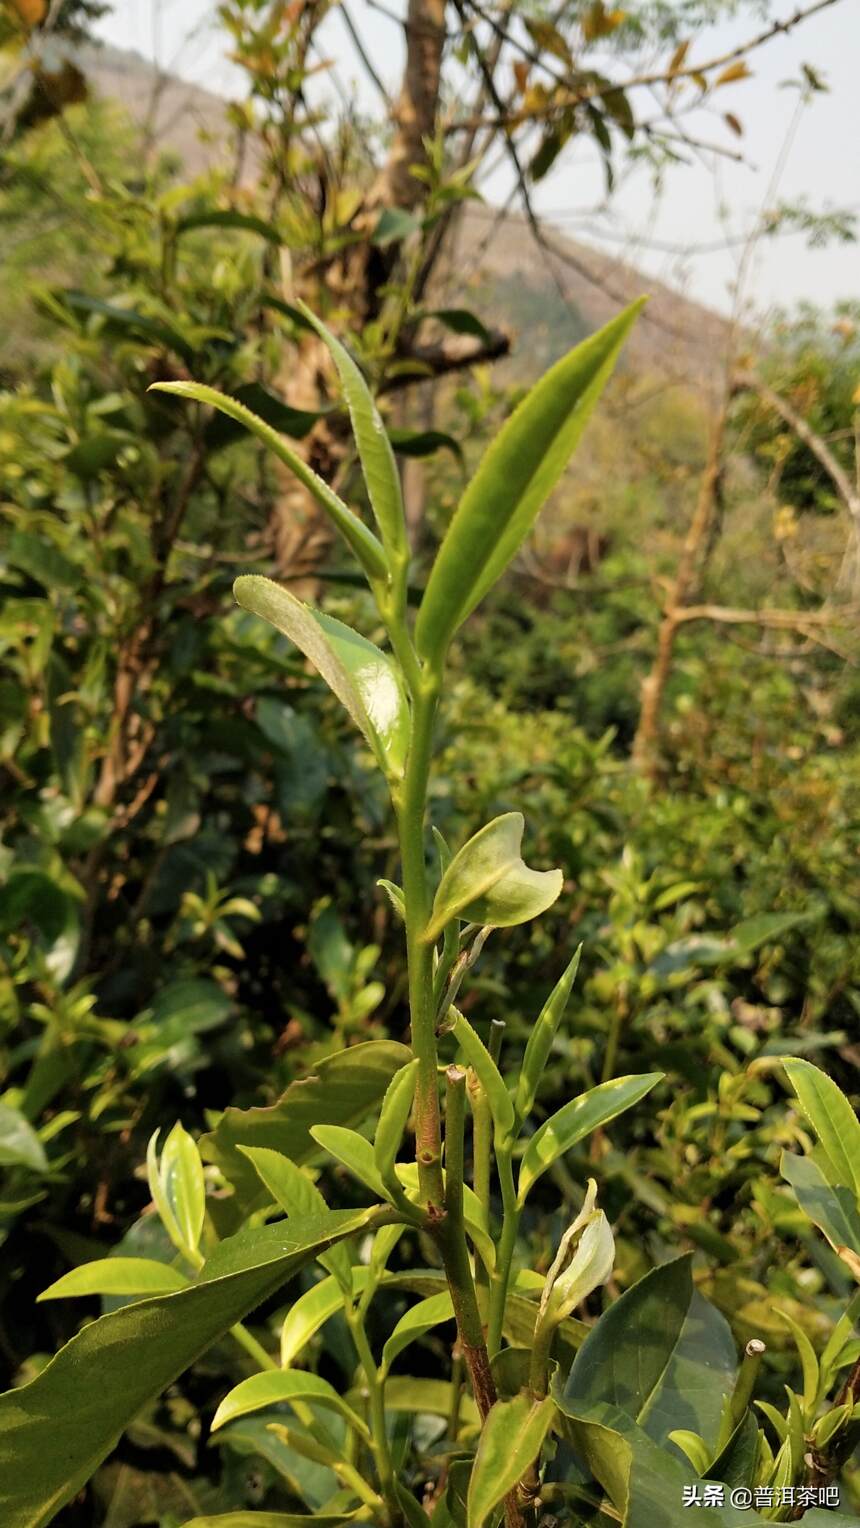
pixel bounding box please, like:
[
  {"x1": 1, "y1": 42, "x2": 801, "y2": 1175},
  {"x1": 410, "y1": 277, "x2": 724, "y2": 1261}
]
[
  {"x1": 423, "y1": 813, "x2": 562, "y2": 944},
  {"x1": 467, "y1": 1393, "x2": 556, "y2": 1527}
]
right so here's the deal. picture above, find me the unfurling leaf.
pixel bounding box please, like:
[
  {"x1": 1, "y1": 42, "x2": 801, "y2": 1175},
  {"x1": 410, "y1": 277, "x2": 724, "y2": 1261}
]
[
  {"x1": 147, "y1": 1123, "x2": 205, "y2": 1260},
  {"x1": 451, "y1": 1009, "x2": 515, "y2": 1145},
  {"x1": 234, "y1": 576, "x2": 410, "y2": 778},
  {"x1": 149, "y1": 382, "x2": 388, "y2": 581},
  {"x1": 423, "y1": 813, "x2": 563, "y2": 945},
  {"x1": 415, "y1": 302, "x2": 643, "y2": 664},
  {"x1": 534, "y1": 1180, "x2": 614, "y2": 1338},
  {"x1": 467, "y1": 1392, "x2": 556, "y2": 1527}
]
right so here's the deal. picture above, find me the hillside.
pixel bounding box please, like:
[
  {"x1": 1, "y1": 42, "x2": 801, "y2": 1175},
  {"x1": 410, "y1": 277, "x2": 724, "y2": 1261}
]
[{"x1": 77, "y1": 41, "x2": 728, "y2": 389}]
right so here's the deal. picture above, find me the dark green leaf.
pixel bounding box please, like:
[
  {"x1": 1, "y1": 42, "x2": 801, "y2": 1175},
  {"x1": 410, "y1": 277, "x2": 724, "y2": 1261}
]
[
  {"x1": 200, "y1": 1040, "x2": 411, "y2": 1209},
  {"x1": 0, "y1": 1208, "x2": 377, "y2": 1528},
  {"x1": 563, "y1": 1257, "x2": 735, "y2": 1453}
]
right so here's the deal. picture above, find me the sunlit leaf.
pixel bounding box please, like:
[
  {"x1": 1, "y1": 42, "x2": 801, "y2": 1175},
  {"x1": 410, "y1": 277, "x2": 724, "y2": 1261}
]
[
  {"x1": 424, "y1": 813, "x2": 562, "y2": 944},
  {"x1": 233, "y1": 577, "x2": 409, "y2": 777}
]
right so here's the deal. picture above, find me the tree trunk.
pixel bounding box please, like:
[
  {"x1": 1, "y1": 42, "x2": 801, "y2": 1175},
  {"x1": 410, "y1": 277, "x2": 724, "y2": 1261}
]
[{"x1": 631, "y1": 414, "x2": 726, "y2": 779}]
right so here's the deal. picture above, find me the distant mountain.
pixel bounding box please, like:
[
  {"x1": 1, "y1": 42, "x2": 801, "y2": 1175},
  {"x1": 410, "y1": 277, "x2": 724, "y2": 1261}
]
[{"x1": 78, "y1": 41, "x2": 727, "y2": 388}]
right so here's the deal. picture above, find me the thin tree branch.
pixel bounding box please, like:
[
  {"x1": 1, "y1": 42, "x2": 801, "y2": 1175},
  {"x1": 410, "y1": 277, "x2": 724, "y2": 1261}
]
[{"x1": 447, "y1": 0, "x2": 841, "y2": 133}]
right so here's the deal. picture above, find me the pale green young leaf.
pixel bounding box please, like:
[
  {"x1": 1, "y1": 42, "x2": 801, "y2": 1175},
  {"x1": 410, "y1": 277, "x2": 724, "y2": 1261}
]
[
  {"x1": 667, "y1": 1428, "x2": 711, "y2": 1473},
  {"x1": 782, "y1": 1058, "x2": 860, "y2": 1197},
  {"x1": 467, "y1": 1393, "x2": 556, "y2": 1528},
  {"x1": 416, "y1": 301, "x2": 644, "y2": 664},
  {"x1": 518, "y1": 1073, "x2": 663, "y2": 1205},
  {"x1": 211, "y1": 1369, "x2": 370, "y2": 1441},
  {"x1": 239, "y1": 1146, "x2": 353, "y2": 1292},
  {"x1": 38, "y1": 1257, "x2": 190, "y2": 1301},
  {"x1": 310, "y1": 1124, "x2": 389, "y2": 1199},
  {"x1": 146, "y1": 1128, "x2": 183, "y2": 1253},
  {"x1": 0, "y1": 1105, "x2": 48, "y2": 1173},
  {"x1": 149, "y1": 382, "x2": 388, "y2": 582},
  {"x1": 515, "y1": 946, "x2": 582, "y2": 1121},
  {"x1": 296, "y1": 302, "x2": 407, "y2": 557},
  {"x1": 424, "y1": 813, "x2": 562, "y2": 945},
  {"x1": 374, "y1": 1059, "x2": 419, "y2": 1185},
  {"x1": 234, "y1": 577, "x2": 409, "y2": 778},
  {"x1": 281, "y1": 1268, "x2": 372, "y2": 1366},
  {"x1": 377, "y1": 878, "x2": 405, "y2": 921},
  {"x1": 381, "y1": 1290, "x2": 455, "y2": 1375},
  {"x1": 775, "y1": 1311, "x2": 819, "y2": 1412},
  {"x1": 160, "y1": 1121, "x2": 206, "y2": 1257},
  {"x1": 395, "y1": 1164, "x2": 496, "y2": 1272},
  {"x1": 451, "y1": 1009, "x2": 514, "y2": 1146}
]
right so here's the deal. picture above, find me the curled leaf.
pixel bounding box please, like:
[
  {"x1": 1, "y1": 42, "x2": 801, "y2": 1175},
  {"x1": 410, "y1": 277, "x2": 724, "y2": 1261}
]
[{"x1": 423, "y1": 813, "x2": 562, "y2": 945}]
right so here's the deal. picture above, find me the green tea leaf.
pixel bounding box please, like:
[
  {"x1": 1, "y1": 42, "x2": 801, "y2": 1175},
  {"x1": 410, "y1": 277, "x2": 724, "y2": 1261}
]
[
  {"x1": 0, "y1": 1105, "x2": 48, "y2": 1173},
  {"x1": 37, "y1": 1257, "x2": 190, "y2": 1301},
  {"x1": 374, "y1": 1059, "x2": 419, "y2": 1185},
  {"x1": 782, "y1": 1058, "x2": 860, "y2": 1196},
  {"x1": 281, "y1": 1269, "x2": 370, "y2": 1366},
  {"x1": 780, "y1": 1151, "x2": 860, "y2": 1258},
  {"x1": 518, "y1": 1073, "x2": 662, "y2": 1205},
  {"x1": 467, "y1": 1392, "x2": 556, "y2": 1528},
  {"x1": 297, "y1": 302, "x2": 407, "y2": 557},
  {"x1": 415, "y1": 302, "x2": 643, "y2": 663},
  {"x1": 175, "y1": 209, "x2": 283, "y2": 242},
  {"x1": 424, "y1": 813, "x2": 562, "y2": 944},
  {"x1": 149, "y1": 383, "x2": 387, "y2": 581},
  {"x1": 515, "y1": 946, "x2": 582, "y2": 1121},
  {"x1": 211, "y1": 1369, "x2": 370, "y2": 1440},
  {"x1": 0, "y1": 1208, "x2": 377, "y2": 1528},
  {"x1": 310, "y1": 1124, "x2": 389, "y2": 1199},
  {"x1": 239, "y1": 1146, "x2": 353, "y2": 1291},
  {"x1": 381, "y1": 1290, "x2": 454, "y2": 1375},
  {"x1": 233, "y1": 577, "x2": 409, "y2": 778},
  {"x1": 160, "y1": 1121, "x2": 205, "y2": 1256},
  {"x1": 201, "y1": 1040, "x2": 411, "y2": 1210},
  {"x1": 563, "y1": 1256, "x2": 736, "y2": 1453},
  {"x1": 451, "y1": 1010, "x2": 515, "y2": 1145}
]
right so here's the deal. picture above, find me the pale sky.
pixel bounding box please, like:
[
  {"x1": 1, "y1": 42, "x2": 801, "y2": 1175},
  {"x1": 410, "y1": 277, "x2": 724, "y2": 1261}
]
[{"x1": 93, "y1": 1, "x2": 859, "y2": 318}]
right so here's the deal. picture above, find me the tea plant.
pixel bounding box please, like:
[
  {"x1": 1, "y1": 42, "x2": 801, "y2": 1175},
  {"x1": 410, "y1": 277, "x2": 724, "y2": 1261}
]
[{"x1": 1, "y1": 305, "x2": 858, "y2": 1528}]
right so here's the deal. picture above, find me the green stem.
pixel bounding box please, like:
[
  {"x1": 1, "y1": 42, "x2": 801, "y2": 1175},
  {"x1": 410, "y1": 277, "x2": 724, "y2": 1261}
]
[
  {"x1": 438, "y1": 1066, "x2": 497, "y2": 1421},
  {"x1": 229, "y1": 1321, "x2": 277, "y2": 1372},
  {"x1": 487, "y1": 1143, "x2": 519, "y2": 1357},
  {"x1": 347, "y1": 1304, "x2": 399, "y2": 1525},
  {"x1": 396, "y1": 677, "x2": 445, "y2": 1210}
]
